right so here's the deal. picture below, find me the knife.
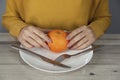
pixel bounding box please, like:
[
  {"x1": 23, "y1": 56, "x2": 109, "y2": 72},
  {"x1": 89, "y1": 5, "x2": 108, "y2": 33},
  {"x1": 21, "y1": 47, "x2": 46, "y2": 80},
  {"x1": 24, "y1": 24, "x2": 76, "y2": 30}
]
[{"x1": 11, "y1": 45, "x2": 71, "y2": 68}]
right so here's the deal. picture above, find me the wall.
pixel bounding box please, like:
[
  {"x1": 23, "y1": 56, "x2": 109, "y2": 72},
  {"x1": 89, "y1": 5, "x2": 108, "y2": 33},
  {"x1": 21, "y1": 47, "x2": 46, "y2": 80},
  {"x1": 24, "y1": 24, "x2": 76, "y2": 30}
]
[
  {"x1": 0, "y1": 0, "x2": 6, "y2": 32},
  {"x1": 0, "y1": 0, "x2": 120, "y2": 33},
  {"x1": 107, "y1": 0, "x2": 120, "y2": 33}
]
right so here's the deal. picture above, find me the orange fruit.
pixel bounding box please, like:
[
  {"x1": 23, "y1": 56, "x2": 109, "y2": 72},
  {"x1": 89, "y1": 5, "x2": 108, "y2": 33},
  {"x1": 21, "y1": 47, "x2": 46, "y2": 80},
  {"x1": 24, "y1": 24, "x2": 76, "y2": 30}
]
[{"x1": 47, "y1": 30, "x2": 68, "y2": 53}]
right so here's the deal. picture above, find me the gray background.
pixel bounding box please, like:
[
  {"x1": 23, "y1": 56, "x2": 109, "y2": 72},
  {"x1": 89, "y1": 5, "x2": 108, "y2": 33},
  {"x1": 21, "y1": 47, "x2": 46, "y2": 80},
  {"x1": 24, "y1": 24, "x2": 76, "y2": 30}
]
[{"x1": 0, "y1": 0, "x2": 120, "y2": 33}]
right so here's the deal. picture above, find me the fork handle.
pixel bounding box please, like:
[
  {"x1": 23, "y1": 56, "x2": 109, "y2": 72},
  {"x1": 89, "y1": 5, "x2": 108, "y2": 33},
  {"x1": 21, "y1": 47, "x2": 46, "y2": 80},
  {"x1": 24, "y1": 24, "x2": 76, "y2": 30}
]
[{"x1": 72, "y1": 45, "x2": 100, "y2": 56}]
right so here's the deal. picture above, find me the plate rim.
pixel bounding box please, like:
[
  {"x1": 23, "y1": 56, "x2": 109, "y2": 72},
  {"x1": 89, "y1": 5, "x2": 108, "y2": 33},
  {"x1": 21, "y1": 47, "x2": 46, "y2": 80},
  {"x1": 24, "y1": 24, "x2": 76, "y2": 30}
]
[{"x1": 19, "y1": 45, "x2": 93, "y2": 73}]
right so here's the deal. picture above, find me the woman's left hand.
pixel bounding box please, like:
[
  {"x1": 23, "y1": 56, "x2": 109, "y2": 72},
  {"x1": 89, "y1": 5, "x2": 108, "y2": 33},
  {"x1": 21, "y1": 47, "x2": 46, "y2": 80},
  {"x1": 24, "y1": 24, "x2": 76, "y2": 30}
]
[{"x1": 67, "y1": 25, "x2": 96, "y2": 50}]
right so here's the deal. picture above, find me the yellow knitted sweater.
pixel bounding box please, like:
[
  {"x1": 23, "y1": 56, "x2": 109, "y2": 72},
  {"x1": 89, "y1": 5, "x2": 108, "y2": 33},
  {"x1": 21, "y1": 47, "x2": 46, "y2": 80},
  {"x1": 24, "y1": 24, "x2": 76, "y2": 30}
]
[{"x1": 2, "y1": 0, "x2": 111, "y2": 39}]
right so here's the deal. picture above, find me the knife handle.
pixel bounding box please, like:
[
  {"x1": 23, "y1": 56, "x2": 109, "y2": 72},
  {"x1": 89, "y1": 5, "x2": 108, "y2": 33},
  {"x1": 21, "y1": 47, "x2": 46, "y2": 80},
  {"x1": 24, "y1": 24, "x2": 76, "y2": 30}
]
[{"x1": 11, "y1": 45, "x2": 44, "y2": 58}]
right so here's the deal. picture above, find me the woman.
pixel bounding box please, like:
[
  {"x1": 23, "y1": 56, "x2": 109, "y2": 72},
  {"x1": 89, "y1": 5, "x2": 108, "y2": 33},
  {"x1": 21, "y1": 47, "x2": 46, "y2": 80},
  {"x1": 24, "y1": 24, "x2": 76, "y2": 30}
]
[{"x1": 2, "y1": 0, "x2": 111, "y2": 50}]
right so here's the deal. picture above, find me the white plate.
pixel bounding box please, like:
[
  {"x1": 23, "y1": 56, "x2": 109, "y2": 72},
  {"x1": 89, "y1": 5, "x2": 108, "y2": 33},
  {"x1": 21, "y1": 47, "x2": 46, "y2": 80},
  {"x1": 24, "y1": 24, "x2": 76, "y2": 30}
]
[{"x1": 19, "y1": 45, "x2": 93, "y2": 73}]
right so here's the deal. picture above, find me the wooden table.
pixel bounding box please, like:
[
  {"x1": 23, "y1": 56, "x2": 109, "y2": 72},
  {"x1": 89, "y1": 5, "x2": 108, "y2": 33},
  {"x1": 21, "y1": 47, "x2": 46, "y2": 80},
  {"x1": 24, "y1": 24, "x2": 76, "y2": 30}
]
[{"x1": 0, "y1": 33, "x2": 120, "y2": 80}]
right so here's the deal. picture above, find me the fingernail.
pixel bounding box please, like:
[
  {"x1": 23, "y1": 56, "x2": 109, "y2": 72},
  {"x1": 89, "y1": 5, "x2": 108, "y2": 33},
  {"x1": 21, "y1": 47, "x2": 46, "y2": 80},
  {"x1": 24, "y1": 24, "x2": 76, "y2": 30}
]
[
  {"x1": 67, "y1": 44, "x2": 71, "y2": 48},
  {"x1": 47, "y1": 39, "x2": 52, "y2": 43},
  {"x1": 66, "y1": 37, "x2": 70, "y2": 40}
]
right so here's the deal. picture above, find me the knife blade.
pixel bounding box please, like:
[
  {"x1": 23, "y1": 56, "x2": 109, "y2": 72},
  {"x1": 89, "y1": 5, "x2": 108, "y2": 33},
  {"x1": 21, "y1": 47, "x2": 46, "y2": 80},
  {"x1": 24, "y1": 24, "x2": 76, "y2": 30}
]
[{"x1": 11, "y1": 45, "x2": 71, "y2": 68}]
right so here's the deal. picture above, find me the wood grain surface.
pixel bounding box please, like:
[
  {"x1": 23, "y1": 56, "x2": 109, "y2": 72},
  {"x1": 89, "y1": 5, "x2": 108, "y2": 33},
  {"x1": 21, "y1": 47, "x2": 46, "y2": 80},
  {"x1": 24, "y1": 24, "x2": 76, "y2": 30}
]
[{"x1": 0, "y1": 33, "x2": 120, "y2": 80}]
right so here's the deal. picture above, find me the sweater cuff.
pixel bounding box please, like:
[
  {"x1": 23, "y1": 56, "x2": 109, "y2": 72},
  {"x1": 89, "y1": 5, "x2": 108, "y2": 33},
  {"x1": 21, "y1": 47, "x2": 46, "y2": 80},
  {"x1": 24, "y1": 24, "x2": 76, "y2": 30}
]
[
  {"x1": 9, "y1": 22, "x2": 28, "y2": 38},
  {"x1": 89, "y1": 24, "x2": 104, "y2": 39}
]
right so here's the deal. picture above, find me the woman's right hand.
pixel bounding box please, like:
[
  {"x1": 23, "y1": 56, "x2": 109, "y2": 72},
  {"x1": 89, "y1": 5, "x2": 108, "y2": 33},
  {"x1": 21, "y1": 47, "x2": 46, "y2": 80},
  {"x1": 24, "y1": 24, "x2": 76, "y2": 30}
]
[{"x1": 18, "y1": 26, "x2": 51, "y2": 49}]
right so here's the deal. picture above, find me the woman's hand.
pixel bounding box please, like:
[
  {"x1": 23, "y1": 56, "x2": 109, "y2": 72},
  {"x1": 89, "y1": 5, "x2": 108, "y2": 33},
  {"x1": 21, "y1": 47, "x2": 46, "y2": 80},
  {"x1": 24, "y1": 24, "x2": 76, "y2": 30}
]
[
  {"x1": 67, "y1": 25, "x2": 96, "y2": 50},
  {"x1": 18, "y1": 26, "x2": 51, "y2": 49}
]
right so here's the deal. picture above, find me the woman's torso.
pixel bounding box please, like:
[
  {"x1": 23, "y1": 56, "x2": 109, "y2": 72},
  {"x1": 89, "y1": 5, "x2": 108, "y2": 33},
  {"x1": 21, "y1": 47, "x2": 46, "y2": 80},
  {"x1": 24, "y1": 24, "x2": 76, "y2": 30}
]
[{"x1": 15, "y1": 0, "x2": 99, "y2": 30}]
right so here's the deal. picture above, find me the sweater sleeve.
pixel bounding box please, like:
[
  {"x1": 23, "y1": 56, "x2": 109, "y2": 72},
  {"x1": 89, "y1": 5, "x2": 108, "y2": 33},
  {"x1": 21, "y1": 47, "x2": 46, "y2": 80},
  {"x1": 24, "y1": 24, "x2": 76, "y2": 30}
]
[
  {"x1": 89, "y1": 0, "x2": 111, "y2": 39},
  {"x1": 2, "y1": 0, "x2": 28, "y2": 37}
]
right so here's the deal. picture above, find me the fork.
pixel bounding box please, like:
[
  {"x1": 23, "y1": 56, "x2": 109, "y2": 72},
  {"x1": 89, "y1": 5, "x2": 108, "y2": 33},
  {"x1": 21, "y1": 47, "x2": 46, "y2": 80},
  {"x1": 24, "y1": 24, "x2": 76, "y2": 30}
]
[{"x1": 55, "y1": 45, "x2": 100, "y2": 62}]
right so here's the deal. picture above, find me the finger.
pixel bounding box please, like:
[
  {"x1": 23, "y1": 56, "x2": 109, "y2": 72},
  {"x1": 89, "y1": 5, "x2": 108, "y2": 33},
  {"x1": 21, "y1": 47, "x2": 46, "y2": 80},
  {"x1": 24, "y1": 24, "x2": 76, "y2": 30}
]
[
  {"x1": 34, "y1": 31, "x2": 51, "y2": 42},
  {"x1": 25, "y1": 37, "x2": 41, "y2": 47},
  {"x1": 22, "y1": 30, "x2": 44, "y2": 47},
  {"x1": 29, "y1": 27, "x2": 51, "y2": 42},
  {"x1": 29, "y1": 33, "x2": 49, "y2": 49},
  {"x1": 68, "y1": 27, "x2": 91, "y2": 48},
  {"x1": 76, "y1": 33, "x2": 96, "y2": 50},
  {"x1": 71, "y1": 37, "x2": 89, "y2": 50},
  {"x1": 21, "y1": 40, "x2": 33, "y2": 48},
  {"x1": 27, "y1": 26, "x2": 51, "y2": 42},
  {"x1": 67, "y1": 31, "x2": 86, "y2": 48},
  {"x1": 76, "y1": 40, "x2": 92, "y2": 50},
  {"x1": 66, "y1": 25, "x2": 87, "y2": 40}
]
